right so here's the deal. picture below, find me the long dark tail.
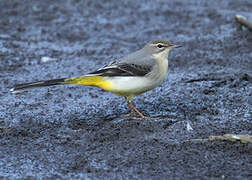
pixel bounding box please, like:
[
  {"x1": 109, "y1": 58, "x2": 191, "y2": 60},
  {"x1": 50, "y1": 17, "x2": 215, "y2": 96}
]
[
  {"x1": 10, "y1": 78, "x2": 67, "y2": 93},
  {"x1": 10, "y1": 75, "x2": 107, "y2": 93}
]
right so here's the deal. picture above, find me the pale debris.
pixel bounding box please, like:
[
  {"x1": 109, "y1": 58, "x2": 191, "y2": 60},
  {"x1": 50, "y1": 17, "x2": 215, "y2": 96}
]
[
  {"x1": 41, "y1": 56, "x2": 56, "y2": 63},
  {"x1": 186, "y1": 121, "x2": 193, "y2": 131}
]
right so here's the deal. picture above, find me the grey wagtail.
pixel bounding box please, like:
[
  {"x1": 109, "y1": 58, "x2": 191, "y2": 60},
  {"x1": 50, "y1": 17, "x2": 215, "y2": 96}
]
[{"x1": 11, "y1": 39, "x2": 181, "y2": 120}]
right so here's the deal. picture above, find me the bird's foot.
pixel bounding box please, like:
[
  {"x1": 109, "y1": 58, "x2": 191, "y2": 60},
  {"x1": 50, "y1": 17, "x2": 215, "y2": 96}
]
[{"x1": 122, "y1": 110, "x2": 151, "y2": 120}]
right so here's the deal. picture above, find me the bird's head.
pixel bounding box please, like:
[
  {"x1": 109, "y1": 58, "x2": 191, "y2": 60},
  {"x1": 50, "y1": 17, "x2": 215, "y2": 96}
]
[{"x1": 144, "y1": 39, "x2": 182, "y2": 59}]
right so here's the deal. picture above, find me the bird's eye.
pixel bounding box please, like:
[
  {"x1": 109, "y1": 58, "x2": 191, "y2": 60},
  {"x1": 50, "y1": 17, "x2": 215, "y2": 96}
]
[{"x1": 157, "y1": 44, "x2": 164, "y2": 48}]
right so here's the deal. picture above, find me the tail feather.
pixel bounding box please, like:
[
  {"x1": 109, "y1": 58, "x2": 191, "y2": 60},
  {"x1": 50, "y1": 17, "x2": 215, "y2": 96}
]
[
  {"x1": 10, "y1": 78, "x2": 67, "y2": 93},
  {"x1": 10, "y1": 75, "x2": 112, "y2": 93}
]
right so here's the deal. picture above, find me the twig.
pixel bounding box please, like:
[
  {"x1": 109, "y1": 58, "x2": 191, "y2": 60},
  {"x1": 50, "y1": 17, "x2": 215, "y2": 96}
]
[
  {"x1": 185, "y1": 134, "x2": 252, "y2": 144},
  {"x1": 235, "y1": 14, "x2": 252, "y2": 31},
  {"x1": 185, "y1": 78, "x2": 222, "y2": 83}
]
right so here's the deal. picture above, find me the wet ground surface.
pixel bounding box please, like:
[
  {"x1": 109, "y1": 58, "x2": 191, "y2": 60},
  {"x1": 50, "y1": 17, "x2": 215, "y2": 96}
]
[{"x1": 0, "y1": 0, "x2": 251, "y2": 179}]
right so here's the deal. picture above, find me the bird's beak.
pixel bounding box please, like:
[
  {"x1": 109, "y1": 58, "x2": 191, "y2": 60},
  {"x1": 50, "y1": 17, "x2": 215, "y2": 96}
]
[{"x1": 171, "y1": 44, "x2": 182, "y2": 48}]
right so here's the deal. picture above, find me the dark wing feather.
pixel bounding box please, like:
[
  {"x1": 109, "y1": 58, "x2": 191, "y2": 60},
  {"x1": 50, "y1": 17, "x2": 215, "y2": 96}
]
[{"x1": 89, "y1": 62, "x2": 152, "y2": 77}]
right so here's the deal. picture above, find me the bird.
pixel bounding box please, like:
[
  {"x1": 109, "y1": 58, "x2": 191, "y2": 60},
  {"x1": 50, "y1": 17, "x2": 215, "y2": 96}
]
[{"x1": 10, "y1": 39, "x2": 181, "y2": 120}]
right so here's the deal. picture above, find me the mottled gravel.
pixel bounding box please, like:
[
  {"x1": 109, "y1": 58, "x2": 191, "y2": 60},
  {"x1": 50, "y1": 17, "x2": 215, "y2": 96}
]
[{"x1": 0, "y1": 0, "x2": 251, "y2": 179}]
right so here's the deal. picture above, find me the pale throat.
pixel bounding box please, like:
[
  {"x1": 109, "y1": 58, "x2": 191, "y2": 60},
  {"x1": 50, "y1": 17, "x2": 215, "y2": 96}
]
[
  {"x1": 152, "y1": 49, "x2": 170, "y2": 60},
  {"x1": 152, "y1": 50, "x2": 169, "y2": 75}
]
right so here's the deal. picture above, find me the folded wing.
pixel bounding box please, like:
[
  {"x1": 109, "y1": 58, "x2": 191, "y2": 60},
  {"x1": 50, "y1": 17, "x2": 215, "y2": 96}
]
[{"x1": 89, "y1": 61, "x2": 152, "y2": 77}]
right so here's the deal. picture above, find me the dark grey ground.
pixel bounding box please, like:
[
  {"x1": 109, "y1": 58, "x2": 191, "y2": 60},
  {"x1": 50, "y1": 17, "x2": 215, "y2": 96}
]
[{"x1": 0, "y1": 0, "x2": 251, "y2": 179}]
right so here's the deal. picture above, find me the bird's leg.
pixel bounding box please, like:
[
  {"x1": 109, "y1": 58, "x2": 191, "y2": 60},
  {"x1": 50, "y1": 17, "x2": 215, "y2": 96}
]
[
  {"x1": 122, "y1": 97, "x2": 137, "y2": 117},
  {"x1": 123, "y1": 96, "x2": 147, "y2": 120}
]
